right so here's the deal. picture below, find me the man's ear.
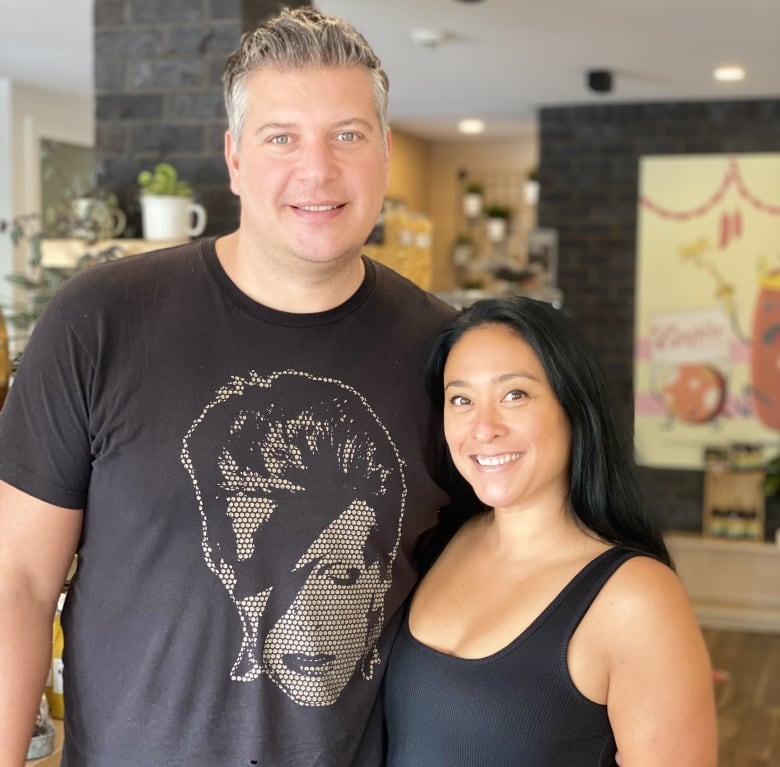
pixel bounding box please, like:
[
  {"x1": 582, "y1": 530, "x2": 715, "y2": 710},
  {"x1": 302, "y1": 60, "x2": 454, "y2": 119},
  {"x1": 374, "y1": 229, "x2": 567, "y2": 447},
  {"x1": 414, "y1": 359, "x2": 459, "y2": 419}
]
[
  {"x1": 225, "y1": 130, "x2": 241, "y2": 196},
  {"x1": 384, "y1": 128, "x2": 393, "y2": 190}
]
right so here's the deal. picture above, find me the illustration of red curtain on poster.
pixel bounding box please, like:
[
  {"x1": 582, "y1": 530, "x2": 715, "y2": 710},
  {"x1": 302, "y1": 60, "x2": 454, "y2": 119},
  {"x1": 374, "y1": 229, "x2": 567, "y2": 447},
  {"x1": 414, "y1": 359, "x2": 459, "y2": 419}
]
[{"x1": 634, "y1": 154, "x2": 780, "y2": 469}]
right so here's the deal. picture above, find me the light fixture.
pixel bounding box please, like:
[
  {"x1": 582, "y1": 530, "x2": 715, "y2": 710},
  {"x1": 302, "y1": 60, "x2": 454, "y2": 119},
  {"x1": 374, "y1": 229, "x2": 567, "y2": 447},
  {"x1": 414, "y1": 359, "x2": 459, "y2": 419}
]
[
  {"x1": 410, "y1": 28, "x2": 447, "y2": 50},
  {"x1": 458, "y1": 118, "x2": 485, "y2": 135},
  {"x1": 714, "y1": 65, "x2": 745, "y2": 82}
]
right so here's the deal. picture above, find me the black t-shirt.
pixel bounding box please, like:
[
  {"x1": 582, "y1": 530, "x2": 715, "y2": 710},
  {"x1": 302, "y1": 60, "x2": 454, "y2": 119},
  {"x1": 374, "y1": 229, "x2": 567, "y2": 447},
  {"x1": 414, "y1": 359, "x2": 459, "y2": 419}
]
[{"x1": 0, "y1": 238, "x2": 461, "y2": 766}]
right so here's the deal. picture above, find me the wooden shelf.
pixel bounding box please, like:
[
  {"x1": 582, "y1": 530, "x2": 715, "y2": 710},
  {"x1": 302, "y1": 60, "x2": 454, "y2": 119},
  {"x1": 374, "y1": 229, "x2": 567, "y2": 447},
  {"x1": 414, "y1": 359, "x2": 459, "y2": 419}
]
[
  {"x1": 40, "y1": 238, "x2": 187, "y2": 268},
  {"x1": 702, "y1": 470, "x2": 765, "y2": 540}
]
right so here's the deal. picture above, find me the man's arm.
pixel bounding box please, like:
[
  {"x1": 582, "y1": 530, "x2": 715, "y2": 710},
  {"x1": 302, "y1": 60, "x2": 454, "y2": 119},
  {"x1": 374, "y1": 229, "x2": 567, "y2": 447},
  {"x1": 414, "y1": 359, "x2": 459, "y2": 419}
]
[{"x1": 0, "y1": 480, "x2": 82, "y2": 767}]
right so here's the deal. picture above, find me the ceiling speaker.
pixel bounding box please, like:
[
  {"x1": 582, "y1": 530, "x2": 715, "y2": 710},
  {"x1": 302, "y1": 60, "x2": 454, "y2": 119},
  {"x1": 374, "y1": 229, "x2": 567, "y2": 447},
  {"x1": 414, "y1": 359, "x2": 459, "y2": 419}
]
[{"x1": 587, "y1": 69, "x2": 613, "y2": 94}]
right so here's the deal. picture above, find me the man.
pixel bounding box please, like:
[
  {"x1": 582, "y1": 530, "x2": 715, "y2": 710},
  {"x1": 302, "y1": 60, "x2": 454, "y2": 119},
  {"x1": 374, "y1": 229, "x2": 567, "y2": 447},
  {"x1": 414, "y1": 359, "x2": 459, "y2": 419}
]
[{"x1": 0, "y1": 8, "x2": 467, "y2": 766}]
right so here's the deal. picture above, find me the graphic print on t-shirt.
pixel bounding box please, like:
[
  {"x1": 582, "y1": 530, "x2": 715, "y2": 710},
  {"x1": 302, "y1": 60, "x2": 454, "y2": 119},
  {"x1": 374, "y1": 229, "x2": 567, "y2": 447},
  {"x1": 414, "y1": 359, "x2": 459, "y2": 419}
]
[{"x1": 181, "y1": 370, "x2": 406, "y2": 706}]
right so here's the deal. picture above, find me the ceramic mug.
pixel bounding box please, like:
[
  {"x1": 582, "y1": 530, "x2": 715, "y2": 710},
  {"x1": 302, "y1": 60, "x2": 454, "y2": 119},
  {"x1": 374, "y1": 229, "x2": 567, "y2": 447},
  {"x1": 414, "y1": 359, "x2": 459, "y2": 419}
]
[
  {"x1": 70, "y1": 197, "x2": 127, "y2": 240},
  {"x1": 140, "y1": 195, "x2": 207, "y2": 241}
]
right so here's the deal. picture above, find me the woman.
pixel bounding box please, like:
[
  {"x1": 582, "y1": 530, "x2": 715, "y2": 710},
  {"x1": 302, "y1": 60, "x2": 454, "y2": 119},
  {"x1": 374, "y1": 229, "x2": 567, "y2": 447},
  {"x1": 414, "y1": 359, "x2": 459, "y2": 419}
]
[{"x1": 383, "y1": 296, "x2": 718, "y2": 766}]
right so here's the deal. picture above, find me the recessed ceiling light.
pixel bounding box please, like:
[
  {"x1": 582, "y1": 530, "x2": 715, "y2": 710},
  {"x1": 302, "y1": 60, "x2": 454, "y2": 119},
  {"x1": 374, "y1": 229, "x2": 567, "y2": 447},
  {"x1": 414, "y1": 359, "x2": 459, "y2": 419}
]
[
  {"x1": 458, "y1": 118, "x2": 485, "y2": 135},
  {"x1": 410, "y1": 28, "x2": 447, "y2": 50},
  {"x1": 714, "y1": 65, "x2": 745, "y2": 82}
]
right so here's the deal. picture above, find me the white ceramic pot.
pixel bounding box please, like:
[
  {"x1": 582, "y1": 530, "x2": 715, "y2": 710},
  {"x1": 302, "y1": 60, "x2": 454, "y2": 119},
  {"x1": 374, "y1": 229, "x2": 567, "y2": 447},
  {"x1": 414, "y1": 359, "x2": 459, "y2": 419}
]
[
  {"x1": 140, "y1": 195, "x2": 207, "y2": 241},
  {"x1": 486, "y1": 216, "x2": 508, "y2": 242},
  {"x1": 462, "y1": 192, "x2": 483, "y2": 218},
  {"x1": 525, "y1": 179, "x2": 540, "y2": 205}
]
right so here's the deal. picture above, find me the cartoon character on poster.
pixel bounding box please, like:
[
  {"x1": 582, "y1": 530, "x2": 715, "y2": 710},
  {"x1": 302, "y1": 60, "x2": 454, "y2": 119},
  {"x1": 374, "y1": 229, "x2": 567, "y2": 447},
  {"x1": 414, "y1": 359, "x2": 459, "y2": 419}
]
[
  {"x1": 634, "y1": 154, "x2": 780, "y2": 469},
  {"x1": 752, "y1": 267, "x2": 780, "y2": 430}
]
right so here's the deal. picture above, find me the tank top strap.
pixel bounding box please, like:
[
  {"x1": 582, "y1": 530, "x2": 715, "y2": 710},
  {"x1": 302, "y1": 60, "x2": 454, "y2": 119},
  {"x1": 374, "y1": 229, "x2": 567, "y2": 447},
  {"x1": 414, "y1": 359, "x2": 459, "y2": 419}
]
[{"x1": 549, "y1": 547, "x2": 645, "y2": 645}]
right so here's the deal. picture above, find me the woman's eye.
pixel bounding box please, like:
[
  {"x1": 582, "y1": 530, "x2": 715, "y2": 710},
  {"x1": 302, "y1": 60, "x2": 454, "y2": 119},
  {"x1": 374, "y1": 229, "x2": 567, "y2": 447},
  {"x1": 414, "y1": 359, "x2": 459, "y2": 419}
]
[
  {"x1": 504, "y1": 389, "x2": 527, "y2": 402},
  {"x1": 449, "y1": 394, "x2": 471, "y2": 407},
  {"x1": 271, "y1": 135, "x2": 290, "y2": 145}
]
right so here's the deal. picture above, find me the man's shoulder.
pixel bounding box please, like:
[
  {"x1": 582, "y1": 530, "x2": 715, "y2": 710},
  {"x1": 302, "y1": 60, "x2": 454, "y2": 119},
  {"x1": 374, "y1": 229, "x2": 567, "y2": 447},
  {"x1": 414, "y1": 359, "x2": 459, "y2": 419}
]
[
  {"x1": 57, "y1": 238, "x2": 211, "y2": 302},
  {"x1": 367, "y1": 258, "x2": 457, "y2": 324}
]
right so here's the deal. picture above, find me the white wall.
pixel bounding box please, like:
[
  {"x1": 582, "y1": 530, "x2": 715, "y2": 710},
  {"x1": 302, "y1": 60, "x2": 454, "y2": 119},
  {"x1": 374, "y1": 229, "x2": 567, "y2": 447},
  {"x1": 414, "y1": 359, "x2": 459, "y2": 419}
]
[
  {"x1": 0, "y1": 79, "x2": 93, "y2": 303},
  {"x1": 0, "y1": 77, "x2": 14, "y2": 305}
]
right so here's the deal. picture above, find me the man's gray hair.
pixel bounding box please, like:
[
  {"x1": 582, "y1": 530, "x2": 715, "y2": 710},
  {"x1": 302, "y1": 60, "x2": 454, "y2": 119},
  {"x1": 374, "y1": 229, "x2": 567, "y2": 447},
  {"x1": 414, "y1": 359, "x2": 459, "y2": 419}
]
[{"x1": 223, "y1": 7, "x2": 390, "y2": 145}]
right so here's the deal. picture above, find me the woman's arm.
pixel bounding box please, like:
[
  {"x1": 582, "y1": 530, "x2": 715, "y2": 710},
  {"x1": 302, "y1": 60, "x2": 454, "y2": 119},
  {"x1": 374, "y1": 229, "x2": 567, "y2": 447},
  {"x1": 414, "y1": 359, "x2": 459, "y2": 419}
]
[{"x1": 602, "y1": 557, "x2": 718, "y2": 766}]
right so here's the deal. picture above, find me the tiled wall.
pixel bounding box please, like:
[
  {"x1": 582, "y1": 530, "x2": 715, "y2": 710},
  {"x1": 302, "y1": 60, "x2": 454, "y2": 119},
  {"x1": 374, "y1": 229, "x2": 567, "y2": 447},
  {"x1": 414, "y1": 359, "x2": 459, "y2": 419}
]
[
  {"x1": 537, "y1": 99, "x2": 780, "y2": 532},
  {"x1": 93, "y1": 0, "x2": 301, "y2": 238}
]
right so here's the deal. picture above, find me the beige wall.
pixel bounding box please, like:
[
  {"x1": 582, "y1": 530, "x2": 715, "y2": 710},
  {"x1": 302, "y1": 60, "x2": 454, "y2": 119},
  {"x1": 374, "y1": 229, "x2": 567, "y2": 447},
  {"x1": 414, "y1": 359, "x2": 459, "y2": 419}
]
[
  {"x1": 385, "y1": 127, "x2": 540, "y2": 292},
  {"x1": 386, "y1": 128, "x2": 432, "y2": 215},
  {"x1": 429, "y1": 130, "x2": 538, "y2": 291}
]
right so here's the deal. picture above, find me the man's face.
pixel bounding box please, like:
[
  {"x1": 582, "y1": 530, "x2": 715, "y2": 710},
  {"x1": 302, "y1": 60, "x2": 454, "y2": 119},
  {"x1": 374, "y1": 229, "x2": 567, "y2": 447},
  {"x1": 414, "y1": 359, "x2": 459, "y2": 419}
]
[
  {"x1": 261, "y1": 500, "x2": 386, "y2": 706},
  {"x1": 225, "y1": 64, "x2": 391, "y2": 271}
]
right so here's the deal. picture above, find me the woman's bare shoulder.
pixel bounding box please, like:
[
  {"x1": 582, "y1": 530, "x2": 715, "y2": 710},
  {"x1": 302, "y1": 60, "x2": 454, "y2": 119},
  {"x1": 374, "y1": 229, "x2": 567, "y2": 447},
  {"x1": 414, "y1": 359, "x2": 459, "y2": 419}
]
[{"x1": 587, "y1": 553, "x2": 696, "y2": 631}]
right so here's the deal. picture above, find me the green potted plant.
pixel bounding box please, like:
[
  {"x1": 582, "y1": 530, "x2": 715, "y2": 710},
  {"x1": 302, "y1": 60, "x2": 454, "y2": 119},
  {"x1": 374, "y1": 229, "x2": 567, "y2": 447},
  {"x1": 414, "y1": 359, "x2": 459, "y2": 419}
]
[
  {"x1": 137, "y1": 162, "x2": 193, "y2": 197},
  {"x1": 137, "y1": 162, "x2": 206, "y2": 241},
  {"x1": 764, "y1": 451, "x2": 780, "y2": 543},
  {"x1": 525, "y1": 167, "x2": 540, "y2": 205},
  {"x1": 765, "y1": 451, "x2": 780, "y2": 498},
  {"x1": 0, "y1": 212, "x2": 122, "y2": 380},
  {"x1": 462, "y1": 181, "x2": 484, "y2": 219},
  {"x1": 66, "y1": 189, "x2": 126, "y2": 241},
  {"x1": 452, "y1": 233, "x2": 474, "y2": 267},
  {"x1": 484, "y1": 203, "x2": 512, "y2": 242}
]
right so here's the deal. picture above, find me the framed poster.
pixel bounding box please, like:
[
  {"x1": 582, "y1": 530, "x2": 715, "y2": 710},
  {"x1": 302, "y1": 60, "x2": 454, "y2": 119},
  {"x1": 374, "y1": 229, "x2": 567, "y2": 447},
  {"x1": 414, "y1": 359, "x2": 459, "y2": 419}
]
[{"x1": 634, "y1": 153, "x2": 780, "y2": 469}]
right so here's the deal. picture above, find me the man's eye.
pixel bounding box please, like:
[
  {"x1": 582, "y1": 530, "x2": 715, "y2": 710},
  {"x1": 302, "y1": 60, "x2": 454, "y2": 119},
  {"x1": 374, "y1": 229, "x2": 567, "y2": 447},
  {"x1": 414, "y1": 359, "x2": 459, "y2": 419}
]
[
  {"x1": 271, "y1": 135, "x2": 290, "y2": 145},
  {"x1": 337, "y1": 131, "x2": 357, "y2": 142},
  {"x1": 316, "y1": 562, "x2": 361, "y2": 585}
]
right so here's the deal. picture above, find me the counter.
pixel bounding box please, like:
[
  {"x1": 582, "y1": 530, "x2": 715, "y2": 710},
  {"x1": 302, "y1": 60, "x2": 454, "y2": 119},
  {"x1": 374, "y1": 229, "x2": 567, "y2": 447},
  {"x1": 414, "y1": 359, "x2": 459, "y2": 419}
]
[{"x1": 666, "y1": 531, "x2": 780, "y2": 633}]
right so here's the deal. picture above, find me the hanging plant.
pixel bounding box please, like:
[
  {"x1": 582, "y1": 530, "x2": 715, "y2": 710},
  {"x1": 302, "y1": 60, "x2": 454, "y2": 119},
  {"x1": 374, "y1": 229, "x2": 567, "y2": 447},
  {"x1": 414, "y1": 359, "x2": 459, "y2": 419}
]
[
  {"x1": 485, "y1": 204, "x2": 512, "y2": 242},
  {"x1": 462, "y1": 181, "x2": 484, "y2": 218}
]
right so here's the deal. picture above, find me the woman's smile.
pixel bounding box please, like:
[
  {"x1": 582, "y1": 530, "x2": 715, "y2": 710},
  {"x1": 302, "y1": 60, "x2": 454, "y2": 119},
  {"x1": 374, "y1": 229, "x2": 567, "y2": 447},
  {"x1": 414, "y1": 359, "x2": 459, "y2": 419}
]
[{"x1": 473, "y1": 452, "x2": 523, "y2": 468}]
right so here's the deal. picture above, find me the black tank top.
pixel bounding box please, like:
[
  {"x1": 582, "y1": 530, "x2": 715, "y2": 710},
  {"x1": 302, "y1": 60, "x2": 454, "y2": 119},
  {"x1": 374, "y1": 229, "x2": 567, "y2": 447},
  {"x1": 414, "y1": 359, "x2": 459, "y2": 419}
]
[{"x1": 383, "y1": 547, "x2": 641, "y2": 766}]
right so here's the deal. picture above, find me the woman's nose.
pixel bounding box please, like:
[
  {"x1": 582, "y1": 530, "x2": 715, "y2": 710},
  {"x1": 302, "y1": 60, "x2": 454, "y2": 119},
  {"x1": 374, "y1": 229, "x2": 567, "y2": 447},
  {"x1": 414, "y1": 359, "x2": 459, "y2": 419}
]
[{"x1": 471, "y1": 404, "x2": 506, "y2": 441}]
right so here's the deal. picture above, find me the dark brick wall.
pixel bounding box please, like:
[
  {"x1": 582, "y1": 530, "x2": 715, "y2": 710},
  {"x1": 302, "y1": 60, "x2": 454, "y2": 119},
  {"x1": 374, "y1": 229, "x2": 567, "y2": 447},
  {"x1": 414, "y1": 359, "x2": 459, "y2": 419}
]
[
  {"x1": 93, "y1": 0, "x2": 302, "y2": 238},
  {"x1": 537, "y1": 99, "x2": 780, "y2": 532}
]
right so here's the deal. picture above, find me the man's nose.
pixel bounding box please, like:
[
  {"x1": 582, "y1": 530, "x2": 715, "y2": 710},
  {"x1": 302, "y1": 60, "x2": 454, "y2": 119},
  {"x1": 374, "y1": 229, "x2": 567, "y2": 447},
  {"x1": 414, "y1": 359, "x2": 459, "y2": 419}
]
[{"x1": 298, "y1": 139, "x2": 339, "y2": 183}]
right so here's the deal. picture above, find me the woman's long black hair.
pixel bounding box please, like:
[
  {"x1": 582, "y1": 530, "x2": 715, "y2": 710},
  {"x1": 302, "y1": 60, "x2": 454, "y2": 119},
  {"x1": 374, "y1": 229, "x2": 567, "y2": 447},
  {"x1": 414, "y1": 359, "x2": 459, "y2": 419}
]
[{"x1": 426, "y1": 296, "x2": 671, "y2": 566}]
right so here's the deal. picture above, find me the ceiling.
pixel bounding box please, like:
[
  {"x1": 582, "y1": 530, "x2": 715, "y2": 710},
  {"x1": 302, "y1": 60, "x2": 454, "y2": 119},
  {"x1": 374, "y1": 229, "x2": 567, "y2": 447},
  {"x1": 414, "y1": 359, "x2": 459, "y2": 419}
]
[{"x1": 1, "y1": 0, "x2": 779, "y2": 140}]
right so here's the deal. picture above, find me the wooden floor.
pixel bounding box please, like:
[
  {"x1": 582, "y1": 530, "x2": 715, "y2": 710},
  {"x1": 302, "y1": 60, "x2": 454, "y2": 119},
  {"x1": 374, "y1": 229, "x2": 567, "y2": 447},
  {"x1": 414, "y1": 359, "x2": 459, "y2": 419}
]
[{"x1": 703, "y1": 628, "x2": 780, "y2": 766}]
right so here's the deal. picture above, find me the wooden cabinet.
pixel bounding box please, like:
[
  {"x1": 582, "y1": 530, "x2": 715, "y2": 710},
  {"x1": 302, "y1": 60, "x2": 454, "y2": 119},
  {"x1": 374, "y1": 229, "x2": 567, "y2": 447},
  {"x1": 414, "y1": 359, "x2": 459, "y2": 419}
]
[{"x1": 666, "y1": 532, "x2": 780, "y2": 633}]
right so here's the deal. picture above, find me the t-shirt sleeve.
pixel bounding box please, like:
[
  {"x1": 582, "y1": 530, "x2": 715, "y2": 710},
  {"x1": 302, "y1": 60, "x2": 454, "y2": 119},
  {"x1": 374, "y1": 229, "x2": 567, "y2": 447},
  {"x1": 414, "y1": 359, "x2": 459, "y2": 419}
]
[{"x1": 0, "y1": 294, "x2": 93, "y2": 508}]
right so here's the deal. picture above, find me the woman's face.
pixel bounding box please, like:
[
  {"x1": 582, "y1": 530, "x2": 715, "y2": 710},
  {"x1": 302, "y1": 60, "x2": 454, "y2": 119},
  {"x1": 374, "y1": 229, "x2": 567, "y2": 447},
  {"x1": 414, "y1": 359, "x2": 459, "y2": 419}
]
[{"x1": 442, "y1": 323, "x2": 571, "y2": 512}]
